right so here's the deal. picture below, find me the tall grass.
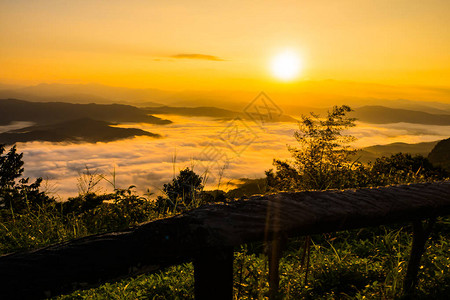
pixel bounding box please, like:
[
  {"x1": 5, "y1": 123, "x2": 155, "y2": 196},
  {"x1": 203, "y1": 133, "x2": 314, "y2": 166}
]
[
  {"x1": 0, "y1": 204, "x2": 89, "y2": 254},
  {"x1": 49, "y1": 219, "x2": 449, "y2": 299}
]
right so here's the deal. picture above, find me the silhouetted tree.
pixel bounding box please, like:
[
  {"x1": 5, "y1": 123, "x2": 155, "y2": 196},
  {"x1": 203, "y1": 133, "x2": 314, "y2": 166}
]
[
  {"x1": 267, "y1": 105, "x2": 359, "y2": 191},
  {"x1": 155, "y1": 168, "x2": 204, "y2": 213},
  {"x1": 163, "y1": 167, "x2": 203, "y2": 205},
  {"x1": 0, "y1": 144, "x2": 52, "y2": 211}
]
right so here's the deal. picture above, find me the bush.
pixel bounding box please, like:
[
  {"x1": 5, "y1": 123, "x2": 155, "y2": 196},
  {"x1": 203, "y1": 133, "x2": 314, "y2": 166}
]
[
  {"x1": 0, "y1": 144, "x2": 53, "y2": 213},
  {"x1": 156, "y1": 168, "x2": 205, "y2": 213}
]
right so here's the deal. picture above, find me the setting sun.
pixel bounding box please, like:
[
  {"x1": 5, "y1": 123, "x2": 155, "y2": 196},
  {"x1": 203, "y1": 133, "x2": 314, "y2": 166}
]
[{"x1": 271, "y1": 50, "x2": 303, "y2": 81}]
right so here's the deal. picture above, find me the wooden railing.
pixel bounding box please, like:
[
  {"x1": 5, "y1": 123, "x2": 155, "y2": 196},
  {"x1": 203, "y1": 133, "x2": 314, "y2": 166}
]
[{"x1": 0, "y1": 182, "x2": 449, "y2": 299}]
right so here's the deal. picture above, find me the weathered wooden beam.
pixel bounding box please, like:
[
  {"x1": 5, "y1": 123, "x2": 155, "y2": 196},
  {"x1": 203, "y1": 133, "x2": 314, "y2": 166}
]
[
  {"x1": 0, "y1": 182, "x2": 448, "y2": 299},
  {"x1": 194, "y1": 247, "x2": 234, "y2": 300},
  {"x1": 0, "y1": 217, "x2": 223, "y2": 299}
]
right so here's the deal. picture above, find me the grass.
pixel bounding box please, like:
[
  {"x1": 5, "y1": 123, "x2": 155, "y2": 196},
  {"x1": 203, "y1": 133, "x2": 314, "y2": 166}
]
[
  {"x1": 56, "y1": 264, "x2": 195, "y2": 300},
  {"x1": 1, "y1": 182, "x2": 449, "y2": 299},
  {"x1": 38, "y1": 219, "x2": 447, "y2": 299},
  {"x1": 0, "y1": 205, "x2": 88, "y2": 254}
]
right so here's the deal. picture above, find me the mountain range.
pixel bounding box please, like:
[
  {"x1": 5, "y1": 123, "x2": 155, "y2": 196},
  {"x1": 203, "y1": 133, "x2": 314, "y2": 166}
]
[
  {"x1": 144, "y1": 106, "x2": 297, "y2": 122},
  {"x1": 357, "y1": 141, "x2": 439, "y2": 163},
  {"x1": 1, "y1": 81, "x2": 450, "y2": 112},
  {"x1": 0, "y1": 118, "x2": 160, "y2": 144},
  {"x1": 0, "y1": 99, "x2": 171, "y2": 126},
  {"x1": 350, "y1": 106, "x2": 450, "y2": 125},
  {"x1": 2, "y1": 95, "x2": 450, "y2": 154}
]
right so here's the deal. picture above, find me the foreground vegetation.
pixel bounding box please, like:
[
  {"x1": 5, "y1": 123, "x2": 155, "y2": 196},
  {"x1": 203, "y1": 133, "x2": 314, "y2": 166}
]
[
  {"x1": 1, "y1": 106, "x2": 449, "y2": 299},
  {"x1": 53, "y1": 222, "x2": 450, "y2": 300}
]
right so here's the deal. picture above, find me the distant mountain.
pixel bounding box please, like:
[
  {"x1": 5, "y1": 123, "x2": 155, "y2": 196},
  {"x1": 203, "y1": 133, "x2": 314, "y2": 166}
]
[
  {"x1": 2, "y1": 83, "x2": 450, "y2": 126},
  {"x1": 146, "y1": 106, "x2": 238, "y2": 118},
  {"x1": 358, "y1": 141, "x2": 439, "y2": 163},
  {"x1": 351, "y1": 106, "x2": 450, "y2": 125},
  {"x1": 0, "y1": 83, "x2": 25, "y2": 90},
  {"x1": 428, "y1": 138, "x2": 450, "y2": 171},
  {"x1": 0, "y1": 118, "x2": 160, "y2": 144},
  {"x1": 0, "y1": 83, "x2": 252, "y2": 109},
  {"x1": 0, "y1": 99, "x2": 171, "y2": 126},
  {"x1": 0, "y1": 90, "x2": 115, "y2": 104},
  {"x1": 2, "y1": 81, "x2": 450, "y2": 113},
  {"x1": 145, "y1": 106, "x2": 298, "y2": 122},
  {"x1": 358, "y1": 99, "x2": 450, "y2": 115},
  {"x1": 0, "y1": 83, "x2": 171, "y2": 103},
  {"x1": 144, "y1": 104, "x2": 450, "y2": 125}
]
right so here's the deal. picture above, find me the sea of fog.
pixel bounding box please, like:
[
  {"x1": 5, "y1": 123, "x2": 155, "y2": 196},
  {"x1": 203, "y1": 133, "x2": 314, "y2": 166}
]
[{"x1": 5, "y1": 115, "x2": 450, "y2": 200}]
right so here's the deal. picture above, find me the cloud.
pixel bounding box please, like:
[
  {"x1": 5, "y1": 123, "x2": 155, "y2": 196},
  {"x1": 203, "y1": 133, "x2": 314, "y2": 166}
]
[
  {"x1": 170, "y1": 53, "x2": 225, "y2": 61},
  {"x1": 12, "y1": 115, "x2": 450, "y2": 200}
]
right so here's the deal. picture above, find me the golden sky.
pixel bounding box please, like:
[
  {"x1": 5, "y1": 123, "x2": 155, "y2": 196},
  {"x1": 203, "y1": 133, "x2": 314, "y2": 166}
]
[{"x1": 1, "y1": 0, "x2": 449, "y2": 90}]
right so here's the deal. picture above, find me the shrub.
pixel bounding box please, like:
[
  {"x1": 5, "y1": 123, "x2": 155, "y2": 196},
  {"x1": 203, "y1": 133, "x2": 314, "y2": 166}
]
[{"x1": 0, "y1": 144, "x2": 53, "y2": 213}]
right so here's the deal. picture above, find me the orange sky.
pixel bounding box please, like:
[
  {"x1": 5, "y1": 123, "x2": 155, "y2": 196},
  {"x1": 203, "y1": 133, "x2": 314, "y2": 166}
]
[{"x1": 1, "y1": 0, "x2": 449, "y2": 91}]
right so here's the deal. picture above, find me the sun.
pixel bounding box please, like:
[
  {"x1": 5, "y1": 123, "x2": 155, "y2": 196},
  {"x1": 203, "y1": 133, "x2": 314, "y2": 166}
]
[{"x1": 271, "y1": 50, "x2": 303, "y2": 81}]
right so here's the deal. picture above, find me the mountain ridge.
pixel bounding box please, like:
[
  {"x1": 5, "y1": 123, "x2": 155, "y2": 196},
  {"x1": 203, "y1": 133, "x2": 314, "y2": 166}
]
[
  {"x1": 0, "y1": 117, "x2": 160, "y2": 144},
  {"x1": 0, "y1": 98, "x2": 171, "y2": 126}
]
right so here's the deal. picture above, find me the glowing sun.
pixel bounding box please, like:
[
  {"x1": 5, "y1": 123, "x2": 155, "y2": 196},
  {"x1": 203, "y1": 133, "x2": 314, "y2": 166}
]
[{"x1": 271, "y1": 50, "x2": 303, "y2": 81}]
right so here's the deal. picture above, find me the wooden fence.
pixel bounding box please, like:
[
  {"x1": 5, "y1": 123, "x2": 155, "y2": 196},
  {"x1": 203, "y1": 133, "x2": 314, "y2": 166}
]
[{"x1": 0, "y1": 181, "x2": 449, "y2": 299}]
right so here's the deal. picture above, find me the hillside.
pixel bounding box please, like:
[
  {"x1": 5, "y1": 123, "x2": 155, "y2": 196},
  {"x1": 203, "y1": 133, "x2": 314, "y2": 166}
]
[
  {"x1": 351, "y1": 106, "x2": 450, "y2": 125},
  {"x1": 145, "y1": 106, "x2": 298, "y2": 122},
  {"x1": 428, "y1": 138, "x2": 450, "y2": 171},
  {"x1": 0, "y1": 99, "x2": 171, "y2": 126},
  {"x1": 0, "y1": 118, "x2": 160, "y2": 144},
  {"x1": 357, "y1": 141, "x2": 439, "y2": 163},
  {"x1": 145, "y1": 104, "x2": 450, "y2": 126}
]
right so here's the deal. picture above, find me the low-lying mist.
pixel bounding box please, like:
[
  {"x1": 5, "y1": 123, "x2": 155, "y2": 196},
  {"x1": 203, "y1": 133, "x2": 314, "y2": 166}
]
[{"x1": 8, "y1": 115, "x2": 450, "y2": 200}]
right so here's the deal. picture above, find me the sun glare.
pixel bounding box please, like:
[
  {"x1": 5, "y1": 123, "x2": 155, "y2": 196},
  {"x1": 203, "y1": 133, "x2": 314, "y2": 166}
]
[{"x1": 271, "y1": 50, "x2": 302, "y2": 81}]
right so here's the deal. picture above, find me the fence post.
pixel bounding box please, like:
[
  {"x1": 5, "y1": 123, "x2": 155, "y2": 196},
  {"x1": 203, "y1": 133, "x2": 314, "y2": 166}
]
[
  {"x1": 268, "y1": 238, "x2": 282, "y2": 300},
  {"x1": 266, "y1": 234, "x2": 287, "y2": 300},
  {"x1": 194, "y1": 247, "x2": 234, "y2": 300},
  {"x1": 403, "y1": 218, "x2": 435, "y2": 297}
]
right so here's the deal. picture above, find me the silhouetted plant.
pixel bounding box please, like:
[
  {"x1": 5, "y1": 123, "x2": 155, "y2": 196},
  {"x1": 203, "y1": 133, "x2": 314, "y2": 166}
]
[
  {"x1": 267, "y1": 105, "x2": 360, "y2": 191},
  {"x1": 0, "y1": 144, "x2": 52, "y2": 212},
  {"x1": 77, "y1": 166, "x2": 104, "y2": 195},
  {"x1": 156, "y1": 168, "x2": 204, "y2": 213},
  {"x1": 368, "y1": 153, "x2": 448, "y2": 186},
  {"x1": 266, "y1": 106, "x2": 448, "y2": 193}
]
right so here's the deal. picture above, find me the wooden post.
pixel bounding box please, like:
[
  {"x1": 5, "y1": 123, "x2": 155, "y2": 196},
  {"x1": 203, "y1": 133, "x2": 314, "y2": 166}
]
[
  {"x1": 194, "y1": 247, "x2": 234, "y2": 300},
  {"x1": 403, "y1": 218, "x2": 435, "y2": 297},
  {"x1": 267, "y1": 234, "x2": 287, "y2": 300},
  {"x1": 268, "y1": 238, "x2": 281, "y2": 300}
]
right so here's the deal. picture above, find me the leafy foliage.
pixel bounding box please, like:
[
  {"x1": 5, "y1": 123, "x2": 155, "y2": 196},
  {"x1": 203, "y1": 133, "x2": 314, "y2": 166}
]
[
  {"x1": 164, "y1": 167, "x2": 204, "y2": 204},
  {"x1": 368, "y1": 153, "x2": 448, "y2": 186},
  {"x1": 155, "y1": 167, "x2": 205, "y2": 213},
  {"x1": 267, "y1": 105, "x2": 359, "y2": 191},
  {"x1": 0, "y1": 144, "x2": 52, "y2": 212},
  {"x1": 267, "y1": 106, "x2": 448, "y2": 192}
]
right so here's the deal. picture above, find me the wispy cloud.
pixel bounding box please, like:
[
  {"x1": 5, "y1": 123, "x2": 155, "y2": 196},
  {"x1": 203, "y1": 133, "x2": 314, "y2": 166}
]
[{"x1": 170, "y1": 53, "x2": 225, "y2": 61}]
